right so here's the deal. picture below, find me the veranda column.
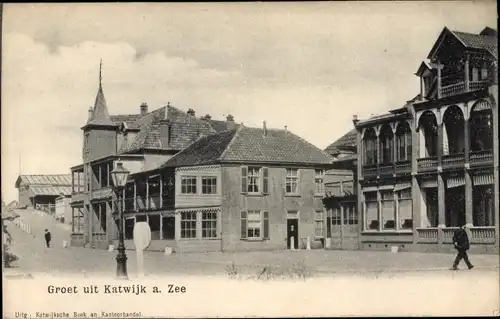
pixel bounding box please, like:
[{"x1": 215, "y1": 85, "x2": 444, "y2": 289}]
[
  {"x1": 465, "y1": 171, "x2": 473, "y2": 227},
  {"x1": 489, "y1": 85, "x2": 499, "y2": 251},
  {"x1": 377, "y1": 190, "x2": 382, "y2": 231},
  {"x1": 437, "y1": 173, "x2": 446, "y2": 228},
  {"x1": 464, "y1": 53, "x2": 470, "y2": 92}
]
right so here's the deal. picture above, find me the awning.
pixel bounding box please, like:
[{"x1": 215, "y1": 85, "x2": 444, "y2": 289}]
[
  {"x1": 363, "y1": 186, "x2": 378, "y2": 192},
  {"x1": 421, "y1": 179, "x2": 438, "y2": 188},
  {"x1": 473, "y1": 173, "x2": 494, "y2": 186},
  {"x1": 447, "y1": 176, "x2": 465, "y2": 188},
  {"x1": 379, "y1": 185, "x2": 394, "y2": 191},
  {"x1": 472, "y1": 100, "x2": 492, "y2": 112},
  {"x1": 394, "y1": 182, "x2": 412, "y2": 192},
  {"x1": 30, "y1": 186, "x2": 72, "y2": 197}
]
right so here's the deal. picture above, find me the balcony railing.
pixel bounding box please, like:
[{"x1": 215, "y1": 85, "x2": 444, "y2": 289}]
[
  {"x1": 136, "y1": 196, "x2": 147, "y2": 211},
  {"x1": 469, "y1": 227, "x2": 495, "y2": 244},
  {"x1": 122, "y1": 195, "x2": 175, "y2": 213},
  {"x1": 123, "y1": 198, "x2": 135, "y2": 213},
  {"x1": 395, "y1": 161, "x2": 411, "y2": 174},
  {"x1": 442, "y1": 227, "x2": 460, "y2": 244},
  {"x1": 469, "y1": 150, "x2": 493, "y2": 165},
  {"x1": 362, "y1": 165, "x2": 378, "y2": 177},
  {"x1": 379, "y1": 164, "x2": 393, "y2": 176},
  {"x1": 416, "y1": 227, "x2": 439, "y2": 244},
  {"x1": 442, "y1": 153, "x2": 464, "y2": 168},
  {"x1": 440, "y1": 80, "x2": 490, "y2": 98},
  {"x1": 148, "y1": 194, "x2": 162, "y2": 210},
  {"x1": 417, "y1": 157, "x2": 438, "y2": 171}
]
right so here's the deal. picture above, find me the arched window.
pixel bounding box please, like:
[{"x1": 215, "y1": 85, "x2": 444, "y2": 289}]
[
  {"x1": 396, "y1": 121, "x2": 412, "y2": 161},
  {"x1": 363, "y1": 128, "x2": 377, "y2": 165},
  {"x1": 379, "y1": 124, "x2": 393, "y2": 164},
  {"x1": 418, "y1": 111, "x2": 438, "y2": 157},
  {"x1": 469, "y1": 100, "x2": 493, "y2": 151},
  {"x1": 442, "y1": 106, "x2": 465, "y2": 155}
]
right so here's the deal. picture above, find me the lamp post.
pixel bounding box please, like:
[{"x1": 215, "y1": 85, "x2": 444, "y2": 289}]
[{"x1": 110, "y1": 161, "x2": 130, "y2": 280}]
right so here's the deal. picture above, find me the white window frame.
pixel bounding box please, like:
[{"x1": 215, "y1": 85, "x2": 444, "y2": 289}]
[
  {"x1": 201, "y1": 176, "x2": 218, "y2": 195},
  {"x1": 285, "y1": 168, "x2": 299, "y2": 195},
  {"x1": 180, "y1": 176, "x2": 197, "y2": 195},
  {"x1": 314, "y1": 210, "x2": 325, "y2": 238},
  {"x1": 247, "y1": 167, "x2": 261, "y2": 194},
  {"x1": 314, "y1": 169, "x2": 325, "y2": 195},
  {"x1": 246, "y1": 210, "x2": 262, "y2": 239},
  {"x1": 180, "y1": 211, "x2": 197, "y2": 239},
  {"x1": 201, "y1": 211, "x2": 218, "y2": 238}
]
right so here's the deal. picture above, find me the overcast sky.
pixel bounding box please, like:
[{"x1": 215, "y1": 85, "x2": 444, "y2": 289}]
[{"x1": 1, "y1": 2, "x2": 496, "y2": 202}]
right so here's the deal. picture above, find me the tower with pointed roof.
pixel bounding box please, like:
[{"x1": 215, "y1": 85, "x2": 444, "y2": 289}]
[{"x1": 81, "y1": 61, "x2": 119, "y2": 163}]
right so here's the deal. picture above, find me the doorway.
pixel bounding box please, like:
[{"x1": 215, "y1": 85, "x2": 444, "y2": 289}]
[
  {"x1": 162, "y1": 216, "x2": 175, "y2": 239},
  {"x1": 286, "y1": 219, "x2": 299, "y2": 249}
]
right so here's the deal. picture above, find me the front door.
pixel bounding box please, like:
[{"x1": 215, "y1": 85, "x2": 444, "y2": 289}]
[
  {"x1": 286, "y1": 219, "x2": 299, "y2": 249},
  {"x1": 327, "y1": 202, "x2": 359, "y2": 250}
]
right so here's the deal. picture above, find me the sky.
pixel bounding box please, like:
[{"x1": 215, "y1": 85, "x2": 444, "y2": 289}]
[{"x1": 1, "y1": 1, "x2": 496, "y2": 203}]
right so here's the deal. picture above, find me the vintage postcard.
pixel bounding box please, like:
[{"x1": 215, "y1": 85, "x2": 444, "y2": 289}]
[{"x1": 2, "y1": 1, "x2": 499, "y2": 318}]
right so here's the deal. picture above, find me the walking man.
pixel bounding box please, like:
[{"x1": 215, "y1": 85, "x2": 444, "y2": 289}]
[
  {"x1": 451, "y1": 225, "x2": 474, "y2": 270},
  {"x1": 44, "y1": 229, "x2": 51, "y2": 248}
]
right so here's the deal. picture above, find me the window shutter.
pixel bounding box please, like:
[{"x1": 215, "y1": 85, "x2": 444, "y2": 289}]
[
  {"x1": 263, "y1": 211, "x2": 269, "y2": 239},
  {"x1": 262, "y1": 167, "x2": 269, "y2": 194},
  {"x1": 240, "y1": 211, "x2": 247, "y2": 239},
  {"x1": 241, "y1": 166, "x2": 248, "y2": 194}
]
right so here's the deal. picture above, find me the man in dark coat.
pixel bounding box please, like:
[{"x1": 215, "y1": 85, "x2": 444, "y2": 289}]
[
  {"x1": 452, "y1": 225, "x2": 474, "y2": 270},
  {"x1": 44, "y1": 229, "x2": 51, "y2": 248}
]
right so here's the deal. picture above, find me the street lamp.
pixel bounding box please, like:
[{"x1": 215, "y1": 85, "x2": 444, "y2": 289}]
[{"x1": 111, "y1": 161, "x2": 130, "y2": 280}]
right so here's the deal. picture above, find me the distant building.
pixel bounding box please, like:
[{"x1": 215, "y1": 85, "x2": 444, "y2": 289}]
[{"x1": 15, "y1": 174, "x2": 74, "y2": 209}]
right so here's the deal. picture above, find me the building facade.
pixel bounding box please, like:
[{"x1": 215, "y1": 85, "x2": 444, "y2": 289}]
[
  {"x1": 352, "y1": 26, "x2": 498, "y2": 254},
  {"x1": 15, "y1": 174, "x2": 76, "y2": 210},
  {"x1": 77, "y1": 124, "x2": 334, "y2": 253},
  {"x1": 69, "y1": 69, "x2": 242, "y2": 248}
]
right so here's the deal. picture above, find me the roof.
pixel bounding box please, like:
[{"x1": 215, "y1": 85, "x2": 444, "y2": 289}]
[
  {"x1": 428, "y1": 26, "x2": 498, "y2": 60},
  {"x1": 86, "y1": 84, "x2": 115, "y2": 127},
  {"x1": 29, "y1": 186, "x2": 72, "y2": 197},
  {"x1": 15, "y1": 174, "x2": 73, "y2": 188},
  {"x1": 324, "y1": 129, "x2": 357, "y2": 155},
  {"x1": 202, "y1": 118, "x2": 240, "y2": 132},
  {"x1": 123, "y1": 105, "x2": 217, "y2": 153},
  {"x1": 162, "y1": 126, "x2": 334, "y2": 168},
  {"x1": 110, "y1": 114, "x2": 142, "y2": 129}
]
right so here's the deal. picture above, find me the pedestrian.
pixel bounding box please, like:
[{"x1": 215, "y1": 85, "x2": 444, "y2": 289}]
[
  {"x1": 451, "y1": 225, "x2": 474, "y2": 270},
  {"x1": 44, "y1": 229, "x2": 51, "y2": 248}
]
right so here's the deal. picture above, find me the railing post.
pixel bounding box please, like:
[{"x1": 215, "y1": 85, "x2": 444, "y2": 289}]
[
  {"x1": 146, "y1": 179, "x2": 149, "y2": 210},
  {"x1": 436, "y1": 61, "x2": 442, "y2": 99},
  {"x1": 464, "y1": 53, "x2": 470, "y2": 92}
]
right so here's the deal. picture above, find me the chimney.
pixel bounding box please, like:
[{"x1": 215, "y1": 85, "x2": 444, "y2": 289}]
[
  {"x1": 187, "y1": 108, "x2": 196, "y2": 117},
  {"x1": 284, "y1": 125, "x2": 288, "y2": 133},
  {"x1": 352, "y1": 114, "x2": 360, "y2": 126},
  {"x1": 88, "y1": 107, "x2": 93, "y2": 120},
  {"x1": 140, "y1": 102, "x2": 148, "y2": 116},
  {"x1": 263, "y1": 121, "x2": 267, "y2": 137},
  {"x1": 203, "y1": 114, "x2": 212, "y2": 120},
  {"x1": 226, "y1": 114, "x2": 236, "y2": 130}
]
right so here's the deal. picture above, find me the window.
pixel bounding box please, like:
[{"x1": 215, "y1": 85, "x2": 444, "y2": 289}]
[
  {"x1": 124, "y1": 217, "x2": 135, "y2": 240},
  {"x1": 240, "y1": 211, "x2": 269, "y2": 240},
  {"x1": 181, "y1": 176, "x2": 197, "y2": 194},
  {"x1": 398, "y1": 188, "x2": 413, "y2": 229},
  {"x1": 148, "y1": 214, "x2": 161, "y2": 240},
  {"x1": 315, "y1": 170, "x2": 324, "y2": 195},
  {"x1": 345, "y1": 203, "x2": 358, "y2": 225},
  {"x1": 202, "y1": 211, "x2": 217, "y2": 238},
  {"x1": 380, "y1": 190, "x2": 394, "y2": 230},
  {"x1": 315, "y1": 210, "x2": 324, "y2": 237},
  {"x1": 72, "y1": 207, "x2": 84, "y2": 234},
  {"x1": 365, "y1": 191, "x2": 378, "y2": 230},
  {"x1": 363, "y1": 129, "x2": 377, "y2": 165},
  {"x1": 180, "y1": 211, "x2": 197, "y2": 239},
  {"x1": 286, "y1": 169, "x2": 299, "y2": 194},
  {"x1": 84, "y1": 132, "x2": 90, "y2": 154},
  {"x1": 379, "y1": 125, "x2": 394, "y2": 164},
  {"x1": 247, "y1": 167, "x2": 260, "y2": 193},
  {"x1": 396, "y1": 122, "x2": 412, "y2": 161},
  {"x1": 201, "y1": 177, "x2": 217, "y2": 195},
  {"x1": 331, "y1": 208, "x2": 341, "y2": 225}
]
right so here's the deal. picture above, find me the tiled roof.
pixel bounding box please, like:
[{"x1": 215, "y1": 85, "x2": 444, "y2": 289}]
[
  {"x1": 15, "y1": 174, "x2": 73, "y2": 188},
  {"x1": 110, "y1": 114, "x2": 142, "y2": 129},
  {"x1": 160, "y1": 129, "x2": 238, "y2": 168},
  {"x1": 452, "y1": 30, "x2": 498, "y2": 58},
  {"x1": 324, "y1": 129, "x2": 357, "y2": 155},
  {"x1": 124, "y1": 105, "x2": 216, "y2": 153},
  {"x1": 162, "y1": 126, "x2": 333, "y2": 168},
  {"x1": 202, "y1": 119, "x2": 240, "y2": 132},
  {"x1": 30, "y1": 186, "x2": 72, "y2": 196}
]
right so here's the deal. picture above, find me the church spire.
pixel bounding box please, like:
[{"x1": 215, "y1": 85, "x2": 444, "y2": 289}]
[{"x1": 85, "y1": 59, "x2": 114, "y2": 127}]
